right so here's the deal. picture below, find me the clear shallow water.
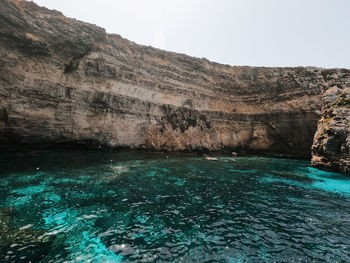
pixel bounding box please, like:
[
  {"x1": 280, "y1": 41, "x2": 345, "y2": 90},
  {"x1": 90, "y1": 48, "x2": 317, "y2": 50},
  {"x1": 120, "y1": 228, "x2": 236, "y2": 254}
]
[{"x1": 0, "y1": 150, "x2": 350, "y2": 263}]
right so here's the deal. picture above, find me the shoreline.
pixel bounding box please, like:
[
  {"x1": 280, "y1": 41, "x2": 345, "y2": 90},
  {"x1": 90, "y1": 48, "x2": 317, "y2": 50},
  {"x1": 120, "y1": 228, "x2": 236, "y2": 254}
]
[{"x1": 0, "y1": 142, "x2": 311, "y2": 161}]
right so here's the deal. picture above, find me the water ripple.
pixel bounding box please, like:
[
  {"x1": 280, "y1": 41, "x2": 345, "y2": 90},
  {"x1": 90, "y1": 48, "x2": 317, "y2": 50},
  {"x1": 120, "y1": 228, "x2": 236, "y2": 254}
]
[{"x1": 0, "y1": 151, "x2": 349, "y2": 262}]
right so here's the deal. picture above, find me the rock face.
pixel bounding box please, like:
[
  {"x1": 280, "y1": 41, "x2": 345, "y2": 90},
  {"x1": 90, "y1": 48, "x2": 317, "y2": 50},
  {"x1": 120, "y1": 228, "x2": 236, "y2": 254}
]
[
  {"x1": 312, "y1": 86, "x2": 350, "y2": 173},
  {"x1": 1, "y1": 0, "x2": 350, "y2": 161}
]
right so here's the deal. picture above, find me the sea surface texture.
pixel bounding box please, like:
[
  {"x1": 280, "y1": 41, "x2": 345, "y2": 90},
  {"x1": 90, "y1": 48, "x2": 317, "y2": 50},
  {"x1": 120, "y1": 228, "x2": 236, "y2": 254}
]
[{"x1": 0, "y1": 150, "x2": 350, "y2": 262}]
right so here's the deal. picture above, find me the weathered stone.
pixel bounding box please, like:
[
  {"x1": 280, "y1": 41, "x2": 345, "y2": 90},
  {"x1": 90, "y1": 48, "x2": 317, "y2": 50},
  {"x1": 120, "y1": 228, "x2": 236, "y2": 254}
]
[
  {"x1": 312, "y1": 87, "x2": 350, "y2": 173},
  {"x1": 1, "y1": 0, "x2": 350, "y2": 166}
]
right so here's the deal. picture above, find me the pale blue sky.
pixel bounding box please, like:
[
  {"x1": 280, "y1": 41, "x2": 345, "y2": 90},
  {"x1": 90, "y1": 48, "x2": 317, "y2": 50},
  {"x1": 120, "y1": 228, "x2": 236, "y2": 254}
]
[{"x1": 34, "y1": 0, "x2": 350, "y2": 68}]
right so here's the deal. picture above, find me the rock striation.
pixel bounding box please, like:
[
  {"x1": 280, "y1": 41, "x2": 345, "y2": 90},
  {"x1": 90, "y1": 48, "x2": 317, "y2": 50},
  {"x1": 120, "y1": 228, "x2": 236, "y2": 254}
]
[
  {"x1": 312, "y1": 86, "x2": 350, "y2": 173},
  {"x1": 0, "y1": 0, "x2": 350, "y2": 166}
]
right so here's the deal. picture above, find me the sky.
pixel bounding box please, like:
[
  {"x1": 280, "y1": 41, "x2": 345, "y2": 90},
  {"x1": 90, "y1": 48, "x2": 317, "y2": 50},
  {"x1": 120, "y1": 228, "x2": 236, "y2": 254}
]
[{"x1": 33, "y1": 0, "x2": 350, "y2": 68}]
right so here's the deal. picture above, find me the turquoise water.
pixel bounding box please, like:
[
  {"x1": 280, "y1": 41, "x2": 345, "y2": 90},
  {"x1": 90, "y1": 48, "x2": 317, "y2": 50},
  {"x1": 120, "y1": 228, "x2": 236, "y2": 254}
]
[{"x1": 0, "y1": 150, "x2": 350, "y2": 262}]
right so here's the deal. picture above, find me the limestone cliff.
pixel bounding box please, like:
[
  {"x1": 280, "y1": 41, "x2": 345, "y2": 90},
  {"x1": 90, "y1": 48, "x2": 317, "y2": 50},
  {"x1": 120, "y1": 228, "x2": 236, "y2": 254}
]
[
  {"x1": 312, "y1": 86, "x2": 350, "y2": 173},
  {"x1": 1, "y1": 0, "x2": 350, "y2": 160}
]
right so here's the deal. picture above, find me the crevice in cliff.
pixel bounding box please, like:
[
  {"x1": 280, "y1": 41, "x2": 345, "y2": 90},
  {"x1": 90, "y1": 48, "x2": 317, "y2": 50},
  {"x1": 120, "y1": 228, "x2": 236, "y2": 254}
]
[
  {"x1": 64, "y1": 56, "x2": 82, "y2": 74},
  {"x1": 63, "y1": 48, "x2": 91, "y2": 74}
]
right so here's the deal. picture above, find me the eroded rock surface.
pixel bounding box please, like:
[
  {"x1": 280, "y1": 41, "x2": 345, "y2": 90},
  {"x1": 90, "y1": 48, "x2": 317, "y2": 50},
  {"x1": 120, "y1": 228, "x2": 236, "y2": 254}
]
[
  {"x1": 1, "y1": 0, "x2": 350, "y2": 160},
  {"x1": 312, "y1": 87, "x2": 350, "y2": 173}
]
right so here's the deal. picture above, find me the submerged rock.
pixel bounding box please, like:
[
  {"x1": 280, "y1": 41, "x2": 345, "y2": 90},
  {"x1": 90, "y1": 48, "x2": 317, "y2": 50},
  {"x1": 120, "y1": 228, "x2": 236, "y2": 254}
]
[
  {"x1": 0, "y1": 207, "x2": 14, "y2": 232},
  {"x1": 312, "y1": 87, "x2": 350, "y2": 173},
  {"x1": 0, "y1": 207, "x2": 54, "y2": 262},
  {"x1": 202, "y1": 154, "x2": 218, "y2": 161}
]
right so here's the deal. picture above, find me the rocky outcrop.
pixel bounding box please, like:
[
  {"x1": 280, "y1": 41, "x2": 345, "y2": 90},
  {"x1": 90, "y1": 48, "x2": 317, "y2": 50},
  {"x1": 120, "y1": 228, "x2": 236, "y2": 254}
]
[
  {"x1": 312, "y1": 86, "x2": 350, "y2": 173},
  {"x1": 1, "y1": 0, "x2": 350, "y2": 161}
]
